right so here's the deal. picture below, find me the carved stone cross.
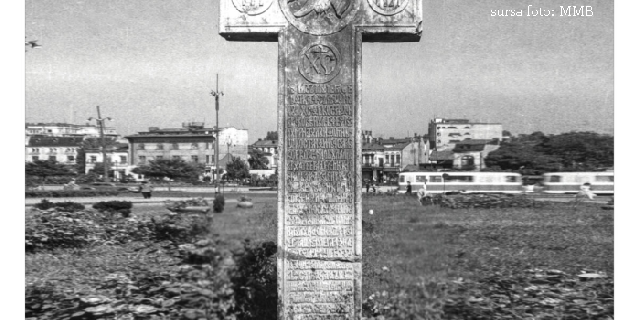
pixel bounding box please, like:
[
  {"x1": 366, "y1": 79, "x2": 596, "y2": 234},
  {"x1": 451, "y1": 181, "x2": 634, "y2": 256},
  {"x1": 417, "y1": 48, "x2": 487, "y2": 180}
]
[{"x1": 220, "y1": 1, "x2": 421, "y2": 318}]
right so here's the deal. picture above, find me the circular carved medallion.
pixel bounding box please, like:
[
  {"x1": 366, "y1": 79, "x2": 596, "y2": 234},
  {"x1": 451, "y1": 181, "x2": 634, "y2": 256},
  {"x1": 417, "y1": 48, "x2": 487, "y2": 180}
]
[
  {"x1": 279, "y1": 0, "x2": 357, "y2": 35},
  {"x1": 298, "y1": 42, "x2": 341, "y2": 84},
  {"x1": 232, "y1": 0, "x2": 274, "y2": 16},
  {"x1": 367, "y1": 0, "x2": 409, "y2": 16}
]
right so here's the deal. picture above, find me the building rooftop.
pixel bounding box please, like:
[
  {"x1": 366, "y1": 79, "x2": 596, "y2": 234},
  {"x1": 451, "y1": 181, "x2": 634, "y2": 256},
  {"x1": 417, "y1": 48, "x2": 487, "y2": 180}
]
[
  {"x1": 252, "y1": 139, "x2": 278, "y2": 147},
  {"x1": 429, "y1": 150, "x2": 454, "y2": 161},
  {"x1": 26, "y1": 122, "x2": 96, "y2": 128}
]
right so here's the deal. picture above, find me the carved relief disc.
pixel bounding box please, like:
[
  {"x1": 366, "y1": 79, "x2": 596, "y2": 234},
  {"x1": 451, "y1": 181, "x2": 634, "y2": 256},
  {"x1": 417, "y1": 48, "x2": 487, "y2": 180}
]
[
  {"x1": 232, "y1": 0, "x2": 274, "y2": 15},
  {"x1": 367, "y1": 0, "x2": 409, "y2": 15},
  {"x1": 298, "y1": 42, "x2": 341, "y2": 83},
  {"x1": 279, "y1": 0, "x2": 357, "y2": 35}
]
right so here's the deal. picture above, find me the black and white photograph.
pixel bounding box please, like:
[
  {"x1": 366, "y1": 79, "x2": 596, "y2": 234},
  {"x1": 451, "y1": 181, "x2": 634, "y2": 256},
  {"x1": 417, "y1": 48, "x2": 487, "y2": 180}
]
[{"x1": 15, "y1": 0, "x2": 629, "y2": 319}]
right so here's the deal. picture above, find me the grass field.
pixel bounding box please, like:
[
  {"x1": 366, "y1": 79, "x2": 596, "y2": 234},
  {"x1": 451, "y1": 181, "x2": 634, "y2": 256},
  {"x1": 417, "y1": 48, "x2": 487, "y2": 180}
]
[
  {"x1": 208, "y1": 193, "x2": 614, "y2": 318},
  {"x1": 26, "y1": 193, "x2": 613, "y2": 319}
]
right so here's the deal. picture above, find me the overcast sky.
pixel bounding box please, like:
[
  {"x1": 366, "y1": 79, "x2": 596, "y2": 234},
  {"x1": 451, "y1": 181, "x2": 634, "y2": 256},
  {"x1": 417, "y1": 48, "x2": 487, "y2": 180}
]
[{"x1": 24, "y1": 0, "x2": 613, "y2": 141}]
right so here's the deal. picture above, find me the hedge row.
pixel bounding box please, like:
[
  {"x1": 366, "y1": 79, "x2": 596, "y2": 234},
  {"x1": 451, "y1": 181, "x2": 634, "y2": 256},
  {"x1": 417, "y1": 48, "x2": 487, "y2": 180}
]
[{"x1": 25, "y1": 190, "x2": 120, "y2": 198}]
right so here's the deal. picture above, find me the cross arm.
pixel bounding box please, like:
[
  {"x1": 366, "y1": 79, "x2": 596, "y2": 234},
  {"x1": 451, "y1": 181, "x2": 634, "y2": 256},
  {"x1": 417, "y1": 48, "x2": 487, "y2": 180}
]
[
  {"x1": 219, "y1": 0, "x2": 422, "y2": 42},
  {"x1": 219, "y1": 0, "x2": 286, "y2": 42},
  {"x1": 355, "y1": 0, "x2": 423, "y2": 42}
]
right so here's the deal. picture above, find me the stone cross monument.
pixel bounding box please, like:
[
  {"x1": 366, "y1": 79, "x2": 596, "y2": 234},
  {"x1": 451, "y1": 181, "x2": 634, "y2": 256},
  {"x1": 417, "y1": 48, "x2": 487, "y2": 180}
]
[{"x1": 220, "y1": 1, "x2": 422, "y2": 318}]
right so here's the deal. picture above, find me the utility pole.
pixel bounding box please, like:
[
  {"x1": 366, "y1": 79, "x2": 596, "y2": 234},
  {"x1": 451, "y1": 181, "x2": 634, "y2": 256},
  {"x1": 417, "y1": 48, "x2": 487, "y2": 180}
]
[
  {"x1": 88, "y1": 106, "x2": 112, "y2": 182},
  {"x1": 210, "y1": 74, "x2": 224, "y2": 192}
]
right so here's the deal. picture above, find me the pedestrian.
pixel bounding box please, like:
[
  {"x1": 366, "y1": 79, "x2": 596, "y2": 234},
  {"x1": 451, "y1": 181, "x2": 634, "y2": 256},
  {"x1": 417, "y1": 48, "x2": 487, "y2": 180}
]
[
  {"x1": 372, "y1": 182, "x2": 376, "y2": 193},
  {"x1": 574, "y1": 182, "x2": 595, "y2": 208},
  {"x1": 406, "y1": 182, "x2": 412, "y2": 195},
  {"x1": 139, "y1": 180, "x2": 153, "y2": 199},
  {"x1": 365, "y1": 180, "x2": 370, "y2": 193}
]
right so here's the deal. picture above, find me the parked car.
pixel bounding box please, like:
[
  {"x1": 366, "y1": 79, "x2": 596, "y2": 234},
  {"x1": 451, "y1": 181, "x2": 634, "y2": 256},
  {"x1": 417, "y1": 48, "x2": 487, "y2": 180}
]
[{"x1": 79, "y1": 182, "x2": 131, "y2": 192}]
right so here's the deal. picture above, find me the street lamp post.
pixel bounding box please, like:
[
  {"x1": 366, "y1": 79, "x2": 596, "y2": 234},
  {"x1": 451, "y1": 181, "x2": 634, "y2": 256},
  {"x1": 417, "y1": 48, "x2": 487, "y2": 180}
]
[
  {"x1": 210, "y1": 74, "x2": 224, "y2": 192},
  {"x1": 88, "y1": 106, "x2": 112, "y2": 182}
]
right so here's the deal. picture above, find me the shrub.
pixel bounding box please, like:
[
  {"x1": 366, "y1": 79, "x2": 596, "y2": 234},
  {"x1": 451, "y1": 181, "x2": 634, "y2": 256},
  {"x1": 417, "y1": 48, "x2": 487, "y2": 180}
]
[
  {"x1": 231, "y1": 241, "x2": 277, "y2": 320},
  {"x1": 92, "y1": 201, "x2": 133, "y2": 211},
  {"x1": 150, "y1": 213, "x2": 213, "y2": 244},
  {"x1": 93, "y1": 201, "x2": 133, "y2": 217},
  {"x1": 214, "y1": 194, "x2": 225, "y2": 213},
  {"x1": 25, "y1": 190, "x2": 120, "y2": 198},
  {"x1": 33, "y1": 199, "x2": 85, "y2": 212}
]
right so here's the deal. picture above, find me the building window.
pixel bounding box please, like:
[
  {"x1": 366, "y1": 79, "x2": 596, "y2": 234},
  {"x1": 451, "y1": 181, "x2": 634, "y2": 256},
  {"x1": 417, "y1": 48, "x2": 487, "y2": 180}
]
[
  {"x1": 396, "y1": 154, "x2": 400, "y2": 165},
  {"x1": 32, "y1": 156, "x2": 39, "y2": 161},
  {"x1": 385, "y1": 155, "x2": 389, "y2": 163},
  {"x1": 157, "y1": 144, "x2": 164, "y2": 150},
  {"x1": 67, "y1": 156, "x2": 75, "y2": 162},
  {"x1": 49, "y1": 156, "x2": 56, "y2": 161},
  {"x1": 120, "y1": 155, "x2": 127, "y2": 163},
  {"x1": 172, "y1": 155, "x2": 181, "y2": 161},
  {"x1": 445, "y1": 175, "x2": 474, "y2": 182},
  {"x1": 138, "y1": 143, "x2": 146, "y2": 150},
  {"x1": 138, "y1": 156, "x2": 146, "y2": 164},
  {"x1": 90, "y1": 156, "x2": 97, "y2": 163},
  {"x1": 192, "y1": 155, "x2": 199, "y2": 163},
  {"x1": 461, "y1": 155, "x2": 474, "y2": 166},
  {"x1": 596, "y1": 176, "x2": 614, "y2": 182},
  {"x1": 505, "y1": 175, "x2": 521, "y2": 183},
  {"x1": 206, "y1": 155, "x2": 210, "y2": 163},
  {"x1": 191, "y1": 143, "x2": 199, "y2": 150},
  {"x1": 172, "y1": 143, "x2": 179, "y2": 150},
  {"x1": 50, "y1": 148, "x2": 57, "y2": 154}
]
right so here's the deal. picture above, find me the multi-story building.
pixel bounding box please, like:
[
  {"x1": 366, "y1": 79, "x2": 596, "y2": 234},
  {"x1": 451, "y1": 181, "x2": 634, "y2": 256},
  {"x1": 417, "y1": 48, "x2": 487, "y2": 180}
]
[
  {"x1": 361, "y1": 131, "x2": 429, "y2": 183},
  {"x1": 25, "y1": 136, "x2": 84, "y2": 165},
  {"x1": 84, "y1": 143, "x2": 131, "y2": 180},
  {"x1": 124, "y1": 122, "x2": 248, "y2": 178},
  {"x1": 428, "y1": 118, "x2": 502, "y2": 150},
  {"x1": 125, "y1": 122, "x2": 216, "y2": 168},
  {"x1": 25, "y1": 122, "x2": 118, "y2": 138},
  {"x1": 249, "y1": 139, "x2": 278, "y2": 169}
]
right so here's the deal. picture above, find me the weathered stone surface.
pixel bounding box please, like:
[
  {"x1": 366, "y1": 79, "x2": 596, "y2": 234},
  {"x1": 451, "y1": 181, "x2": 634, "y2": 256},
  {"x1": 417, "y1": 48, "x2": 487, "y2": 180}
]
[{"x1": 219, "y1": 1, "x2": 422, "y2": 319}]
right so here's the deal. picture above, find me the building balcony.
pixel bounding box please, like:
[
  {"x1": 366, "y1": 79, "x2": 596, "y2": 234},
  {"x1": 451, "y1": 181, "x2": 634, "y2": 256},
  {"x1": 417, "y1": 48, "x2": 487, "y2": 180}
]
[{"x1": 363, "y1": 162, "x2": 383, "y2": 168}]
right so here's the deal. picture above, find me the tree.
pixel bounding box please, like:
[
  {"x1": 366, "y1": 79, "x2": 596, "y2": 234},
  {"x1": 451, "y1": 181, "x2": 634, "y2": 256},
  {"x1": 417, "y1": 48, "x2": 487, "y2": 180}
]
[
  {"x1": 225, "y1": 157, "x2": 250, "y2": 181},
  {"x1": 536, "y1": 131, "x2": 614, "y2": 170},
  {"x1": 485, "y1": 131, "x2": 613, "y2": 172},
  {"x1": 131, "y1": 159, "x2": 204, "y2": 181},
  {"x1": 89, "y1": 162, "x2": 114, "y2": 179},
  {"x1": 265, "y1": 131, "x2": 278, "y2": 140},
  {"x1": 248, "y1": 149, "x2": 270, "y2": 170},
  {"x1": 26, "y1": 160, "x2": 75, "y2": 185}
]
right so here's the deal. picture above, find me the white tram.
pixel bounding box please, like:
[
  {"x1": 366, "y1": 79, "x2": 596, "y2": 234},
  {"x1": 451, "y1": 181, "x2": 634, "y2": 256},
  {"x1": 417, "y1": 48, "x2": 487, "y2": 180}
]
[
  {"x1": 398, "y1": 171, "x2": 523, "y2": 194},
  {"x1": 542, "y1": 171, "x2": 614, "y2": 195}
]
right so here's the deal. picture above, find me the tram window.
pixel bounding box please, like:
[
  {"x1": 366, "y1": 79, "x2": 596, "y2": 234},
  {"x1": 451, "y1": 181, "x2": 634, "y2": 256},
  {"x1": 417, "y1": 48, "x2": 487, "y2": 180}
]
[
  {"x1": 446, "y1": 175, "x2": 474, "y2": 182},
  {"x1": 505, "y1": 176, "x2": 521, "y2": 182},
  {"x1": 549, "y1": 175, "x2": 562, "y2": 182},
  {"x1": 430, "y1": 176, "x2": 442, "y2": 182},
  {"x1": 596, "y1": 176, "x2": 614, "y2": 182},
  {"x1": 416, "y1": 175, "x2": 427, "y2": 182},
  {"x1": 399, "y1": 176, "x2": 405, "y2": 183}
]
